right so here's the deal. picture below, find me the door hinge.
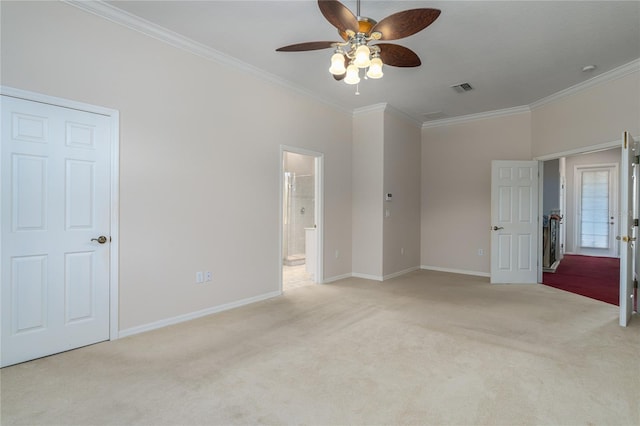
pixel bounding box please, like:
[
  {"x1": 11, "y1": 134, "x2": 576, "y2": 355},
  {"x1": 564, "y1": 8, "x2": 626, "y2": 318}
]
[
  {"x1": 634, "y1": 279, "x2": 638, "y2": 289},
  {"x1": 634, "y1": 219, "x2": 639, "y2": 227},
  {"x1": 634, "y1": 155, "x2": 640, "y2": 165}
]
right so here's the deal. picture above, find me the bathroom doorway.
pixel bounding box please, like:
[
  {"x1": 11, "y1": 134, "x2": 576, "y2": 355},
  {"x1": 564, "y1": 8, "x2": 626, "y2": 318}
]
[{"x1": 280, "y1": 147, "x2": 323, "y2": 291}]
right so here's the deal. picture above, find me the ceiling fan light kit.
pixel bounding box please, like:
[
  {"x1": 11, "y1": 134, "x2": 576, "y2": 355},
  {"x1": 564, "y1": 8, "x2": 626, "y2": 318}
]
[
  {"x1": 354, "y1": 44, "x2": 372, "y2": 68},
  {"x1": 276, "y1": 0, "x2": 440, "y2": 92},
  {"x1": 344, "y1": 64, "x2": 361, "y2": 85},
  {"x1": 329, "y1": 52, "x2": 347, "y2": 75},
  {"x1": 367, "y1": 56, "x2": 384, "y2": 79}
]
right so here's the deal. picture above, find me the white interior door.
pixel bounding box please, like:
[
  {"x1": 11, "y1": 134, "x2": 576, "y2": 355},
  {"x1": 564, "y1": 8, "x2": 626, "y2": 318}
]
[
  {"x1": 491, "y1": 160, "x2": 539, "y2": 284},
  {"x1": 619, "y1": 131, "x2": 637, "y2": 327},
  {"x1": 1, "y1": 95, "x2": 111, "y2": 366}
]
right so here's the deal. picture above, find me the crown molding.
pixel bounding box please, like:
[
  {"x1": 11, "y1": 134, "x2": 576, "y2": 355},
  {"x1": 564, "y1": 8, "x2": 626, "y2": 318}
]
[
  {"x1": 421, "y1": 105, "x2": 531, "y2": 129},
  {"x1": 60, "y1": 1, "x2": 640, "y2": 130},
  {"x1": 529, "y1": 59, "x2": 640, "y2": 110},
  {"x1": 63, "y1": 0, "x2": 351, "y2": 116},
  {"x1": 530, "y1": 58, "x2": 640, "y2": 110},
  {"x1": 384, "y1": 104, "x2": 423, "y2": 128},
  {"x1": 353, "y1": 103, "x2": 387, "y2": 116},
  {"x1": 422, "y1": 58, "x2": 639, "y2": 129},
  {"x1": 353, "y1": 103, "x2": 422, "y2": 128}
]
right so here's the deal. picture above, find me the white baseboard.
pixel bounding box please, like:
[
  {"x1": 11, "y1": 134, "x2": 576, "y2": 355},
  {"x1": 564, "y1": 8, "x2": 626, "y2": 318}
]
[
  {"x1": 383, "y1": 266, "x2": 420, "y2": 281},
  {"x1": 322, "y1": 273, "x2": 352, "y2": 283},
  {"x1": 352, "y1": 272, "x2": 384, "y2": 281},
  {"x1": 118, "y1": 265, "x2": 488, "y2": 339},
  {"x1": 420, "y1": 265, "x2": 490, "y2": 278},
  {"x1": 351, "y1": 266, "x2": 421, "y2": 282},
  {"x1": 118, "y1": 290, "x2": 281, "y2": 338}
]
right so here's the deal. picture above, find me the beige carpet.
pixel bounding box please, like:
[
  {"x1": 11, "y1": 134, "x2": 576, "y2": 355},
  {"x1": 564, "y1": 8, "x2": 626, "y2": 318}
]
[{"x1": 1, "y1": 270, "x2": 639, "y2": 425}]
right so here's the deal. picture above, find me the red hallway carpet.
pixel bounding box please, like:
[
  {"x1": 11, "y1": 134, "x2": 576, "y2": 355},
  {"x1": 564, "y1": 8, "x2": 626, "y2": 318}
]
[{"x1": 543, "y1": 254, "x2": 620, "y2": 305}]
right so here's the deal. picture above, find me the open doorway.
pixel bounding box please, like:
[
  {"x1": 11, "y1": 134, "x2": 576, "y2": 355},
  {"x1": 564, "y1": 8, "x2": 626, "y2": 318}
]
[
  {"x1": 280, "y1": 148, "x2": 323, "y2": 291},
  {"x1": 541, "y1": 147, "x2": 622, "y2": 305}
]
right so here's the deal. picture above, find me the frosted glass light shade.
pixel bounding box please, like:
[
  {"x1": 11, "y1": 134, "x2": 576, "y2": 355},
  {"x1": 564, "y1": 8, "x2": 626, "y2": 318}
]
[
  {"x1": 353, "y1": 45, "x2": 371, "y2": 68},
  {"x1": 366, "y1": 57, "x2": 384, "y2": 79},
  {"x1": 344, "y1": 64, "x2": 360, "y2": 85},
  {"x1": 329, "y1": 53, "x2": 346, "y2": 75}
]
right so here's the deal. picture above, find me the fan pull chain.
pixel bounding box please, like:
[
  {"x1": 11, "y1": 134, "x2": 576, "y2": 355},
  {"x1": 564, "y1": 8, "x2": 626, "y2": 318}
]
[{"x1": 355, "y1": 83, "x2": 360, "y2": 95}]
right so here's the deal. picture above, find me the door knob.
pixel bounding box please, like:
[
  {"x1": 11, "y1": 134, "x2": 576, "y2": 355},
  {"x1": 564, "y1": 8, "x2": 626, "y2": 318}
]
[
  {"x1": 492, "y1": 226, "x2": 504, "y2": 231},
  {"x1": 91, "y1": 236, "x2": 108, "y2": 244}
]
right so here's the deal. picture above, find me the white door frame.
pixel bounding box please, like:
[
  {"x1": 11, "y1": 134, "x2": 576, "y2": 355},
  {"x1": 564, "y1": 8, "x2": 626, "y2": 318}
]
[
  {"x1": 573, "y1": 163, "x2": 619, "y2": 257},
  {"x1": 1, "y1": 86, "x2": 120, "y2": 340},
  {"x1": 535, "y1": 139, "x2": 625, "y2": 284},
  {"x1": 279, "y1": 145, "x2": 324, "y2": 290},
  {"x1": 537, "y1": 161, "x2": 544, "y2": 283},
  {"x1": 559, "y1": 157, "x2": 567, "y2": 260},
  {"x1": 620, "y1": 132, "x2": 637, "y2": 326}
]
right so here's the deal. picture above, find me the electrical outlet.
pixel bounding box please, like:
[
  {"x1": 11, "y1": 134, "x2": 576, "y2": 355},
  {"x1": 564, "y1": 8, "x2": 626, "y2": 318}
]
[
  {"x1": 205, "y1": 271, "x2": 212, "y2": 282},
  {"x1": 335, "y1": 250, "x2": 339, "y2": 259},
  {"x1": 401, "y1": 247, "x2": 405, "y2": 255},
  {"x1": 196, "y1": 272, "x2": 204, "y2": 283},
  {"x1": 477, "y1": 249, "x2": 484, "y2": 256}
]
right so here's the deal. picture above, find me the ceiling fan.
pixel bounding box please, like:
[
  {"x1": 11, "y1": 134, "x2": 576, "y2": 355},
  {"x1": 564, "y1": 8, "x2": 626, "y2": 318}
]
[{"x1": 276, "y1": 0, "x2": 441, "y2": 85}]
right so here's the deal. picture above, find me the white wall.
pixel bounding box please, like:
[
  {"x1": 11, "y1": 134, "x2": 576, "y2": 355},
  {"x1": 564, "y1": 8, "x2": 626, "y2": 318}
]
[
  {"x1": 383, "y1": 111, "x2": 421, "y2": 277},
  {"x1": 531, "y1": 70, "x2": 640, "y2": 158},
  {"x1": 352, "y1": 106, "x2": 421, "y2": 279},
  {"x1": 421, "y1": 66, "x2": 639, "y2": 276},
  {"x1": 352, "y1": 108, "x2": 384, "y2": 278},
  {"x1": 1, "y1": 1, "x2": 353, "y2": 331},
  {"x1": 421, "y1": 113, "x2": 532, "y2": 275},
  {"x1": 543, "y1": 159, "x2": 560, "y2": 214},
  {"x1": 3, "y1": 2, "x2": 639, "y2": 324}
]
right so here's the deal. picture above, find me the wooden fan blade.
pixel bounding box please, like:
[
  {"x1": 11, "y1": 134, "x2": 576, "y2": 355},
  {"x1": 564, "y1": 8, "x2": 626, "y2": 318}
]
[
  {"x1": 377, "y1": 43, "x2": 421, "y2": 67},
  {"x1": 371, "y1": 9, "x2": 441, "y2": 41},
  {"x1": 276, "y1": 41, "x2": 336, "y2": 52},
  {"x1": 318, "y1": 0, "x2": 358, "y2": 34}
]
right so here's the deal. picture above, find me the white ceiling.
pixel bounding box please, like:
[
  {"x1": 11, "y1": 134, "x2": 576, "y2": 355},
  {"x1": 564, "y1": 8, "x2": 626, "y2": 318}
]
[{"x1": 104, "y1": 0, "x2": 640, "y2": 123}]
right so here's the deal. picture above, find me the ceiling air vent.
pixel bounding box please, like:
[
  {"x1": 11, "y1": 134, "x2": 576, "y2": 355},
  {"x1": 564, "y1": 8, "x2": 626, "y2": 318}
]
[{"x1": 451, "y1": 82, "x2": 473, "y2": 93}]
